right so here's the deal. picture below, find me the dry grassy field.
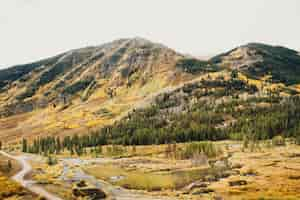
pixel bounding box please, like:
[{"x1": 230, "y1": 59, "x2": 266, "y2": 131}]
[{"x1": 20, "y1": 140, "x2": 300, "y2": 200}]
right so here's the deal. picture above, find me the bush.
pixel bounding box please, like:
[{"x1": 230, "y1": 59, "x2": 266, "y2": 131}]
[
  {"x1": 37, "y1": 196, "x2": 47, "y2": 200},
  {"x1": 272, "y1": 135, "x2": 286, "y2": 146},
  {"x1": 106, "y1": 145, "x2": 126, "y2": 156},
  {"x1": 296, "y1": 136, "x2": 300, "y2": 145},
  {"x1": 182, "y1": 142, "x2": 222, "y2": 159},
  {"x1": 47, "y1": 156, "x2": 57, "y2": 166}
]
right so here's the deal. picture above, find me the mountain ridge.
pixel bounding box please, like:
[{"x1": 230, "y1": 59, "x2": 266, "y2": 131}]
[
  {"x1": 0, "y1": 38, "x2": 300, "y2": 143},
  {"x1": 210, "y1": 42, "x2": 300, "y2": 84}
]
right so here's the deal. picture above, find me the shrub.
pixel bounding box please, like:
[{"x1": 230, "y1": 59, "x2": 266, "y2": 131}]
[
  {"x1": 182, "y1": 142, "x2": 222, "y2": 159},
  {"x1": 272, "y1": 135, "x2": 286, "y2": 146},
  {"x1": 47, "y1": 156, "x2": 57, "y2": 166},
  {"x1": 295, "y1": 136, "x2": 300, "y2": 145},
  {"x1": 249, "y1": 140, "x2": 261, "y2": 152},
  {"x1": 38, "y1": 196, "x2": 47, "y2": 200},
  {"x1": 106, "y1": 145, "x2": 126, "y2": 156}
]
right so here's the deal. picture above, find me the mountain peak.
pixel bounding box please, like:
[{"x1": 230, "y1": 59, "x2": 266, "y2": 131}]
[
  {"x1": 211, "y1": 42, "x2": 300, "y2": 85},
  {"x1": 0, "y1": 36, "x2": 186, "y2": 118}
]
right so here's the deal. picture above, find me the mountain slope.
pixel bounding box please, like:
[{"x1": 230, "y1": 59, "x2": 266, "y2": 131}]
[
  {"x1": 0, "y1": 39, "x2": 300, "y2": 143},
  {"x1": 211, "y1": 43, "x2": 300, "y2": 85},
  {"x1": 0, "y1": 38, "x2": 197, "y2": 142},
  {"x1": 0, "y1": 38, "x2": 191, "y2": 115}
]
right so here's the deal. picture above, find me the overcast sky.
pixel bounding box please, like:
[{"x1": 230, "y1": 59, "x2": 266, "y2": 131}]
[{"x1": 1, "y1": 0, "x2": 300, "y2": 68}]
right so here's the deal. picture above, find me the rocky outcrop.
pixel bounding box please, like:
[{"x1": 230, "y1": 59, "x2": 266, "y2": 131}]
[
  {"x1": 72, "y1": 181, "x2": 106, "y2": 199},
  {"x1": 228, "y1": 180, "x2": 247, "y2": 187}
]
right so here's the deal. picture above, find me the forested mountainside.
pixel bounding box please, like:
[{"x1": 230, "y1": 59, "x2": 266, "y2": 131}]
[
  {"x1": 25, "y1": 70, "x2": 300, "y2": 154},
  {"x1": 211, "y1": 43, "x2": 300, "y2": 85},
  {"x1": 0, "y1": 38, "x2": 194, "y2": 142},
  {"x1": 0, "y1": 38, "x2": 300, "y2": 144},
  {"x1": 96, "y1": 74, "x2": 300, "y2": 146}
]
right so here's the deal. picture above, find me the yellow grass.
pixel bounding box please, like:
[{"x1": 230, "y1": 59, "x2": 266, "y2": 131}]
[
  {"x1": 238, "y1": 73, "x2": 263, "y2": 88},
  {"x1": 32, "y1": 162, "x2": 63, "y2": 185},
  {"x1": 84, "y1": 164, "x2": 175, "y2": 191},
  {"x1": 209, "y1": 143, "x2": 300, "y2": 200},
  {"x1": 0, "y1": 176, "x2": 24, "y2": 198},
  {"x1": 0, "y1": 175, "x2": 35, "y2": 200}
]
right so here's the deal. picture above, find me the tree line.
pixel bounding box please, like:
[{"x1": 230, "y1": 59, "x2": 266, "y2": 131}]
[
  {"x1": 23, "y1": 94, "x2": 300, "y2": 156},
  {"x1": 22, "y1": 133, "x2": 107, "y2": 156}
]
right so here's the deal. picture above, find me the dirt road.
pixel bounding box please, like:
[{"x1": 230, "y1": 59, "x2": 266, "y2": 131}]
[
  {"x1": 0, "y1": 151, "x2": 174, "y2": 200},
  {"x1": 0, "y1": 151, "x2": 63, "y2": 200}
]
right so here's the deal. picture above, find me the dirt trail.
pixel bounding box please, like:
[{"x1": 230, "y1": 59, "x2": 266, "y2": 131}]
[
  {"x1": 0, "y1": 151, "x2": 63, "y2": 200},
  {"x1": 1, "y1": 151, "x2": 174, "y2": 200}
]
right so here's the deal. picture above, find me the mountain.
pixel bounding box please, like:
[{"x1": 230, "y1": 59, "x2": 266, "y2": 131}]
[
  {"x1": 0, "y1": 39, "x2": 299, "y2": 143},
  {"x1": 0, "y1": 38, "x2": 191, "y2": 115},
  {"x1": 210, "y1": 43, "x2": 300, "y2": 85},
  {"x1": 0, "y1": 38, "x2": 197, "y2": 142}
]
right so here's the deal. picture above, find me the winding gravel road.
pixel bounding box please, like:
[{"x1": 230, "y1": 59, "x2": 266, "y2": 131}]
[{"x1": 0, "y1": 151, "x2": 62, "y2": 200}]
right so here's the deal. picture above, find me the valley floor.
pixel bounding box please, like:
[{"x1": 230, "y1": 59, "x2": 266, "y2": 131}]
[{"x1": 3, "y1": 140, "x2": 300, "y2": 200}]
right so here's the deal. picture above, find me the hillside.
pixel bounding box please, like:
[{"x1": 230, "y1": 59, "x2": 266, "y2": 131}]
[
  {"x1": 0, "y1": 39, "x2": 300, "y2": 143},
  {"x1": 0, "y1": 38, "x2": 197, "y2": 142},
  {"x1": 0, "y1": 38, "x2": 187, "y2": 115},
  {"x1": 89, "y1": 71, "x2": 300, "y2": 146},
  {"x1": 211, "y1": 43, "x2": 300, "y2": 85}
]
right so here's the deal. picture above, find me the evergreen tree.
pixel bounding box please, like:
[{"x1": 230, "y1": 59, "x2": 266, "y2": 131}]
[
  {"x1": 56, "y1": 137, "x2": 61, "y2": 154},
  {"x1": 7, "y1": 160, "x2": 12, "y2": 171},
  {"x1": 22, "y1": 138, "x2": 28, "y2": 153},
  {"x1": 231, "y1": 69, "x2": 238, "y2": 79}
]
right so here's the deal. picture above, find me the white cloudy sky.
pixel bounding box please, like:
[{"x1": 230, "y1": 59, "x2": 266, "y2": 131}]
[{"x1": 1, "y1": 0, "x2": 300, "y2": 68}]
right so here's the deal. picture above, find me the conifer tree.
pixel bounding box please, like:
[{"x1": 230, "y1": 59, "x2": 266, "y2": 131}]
[{"x1": 22, "y1": 138, "x2": 28, "y2": 153}]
